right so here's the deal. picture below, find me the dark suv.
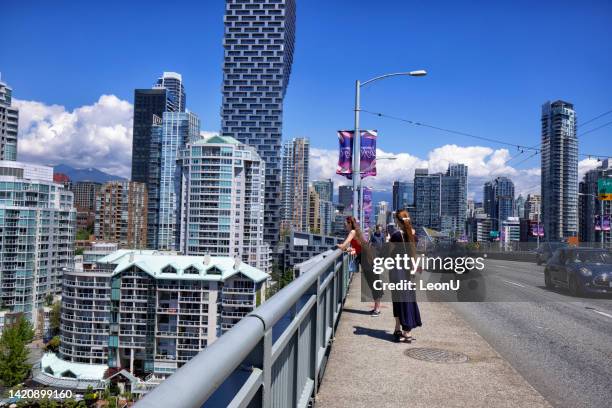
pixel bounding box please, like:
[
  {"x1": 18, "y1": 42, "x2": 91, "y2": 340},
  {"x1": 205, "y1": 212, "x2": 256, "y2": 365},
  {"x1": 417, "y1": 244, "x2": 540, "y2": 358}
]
[{"x1": 544, "y1": 248, "x2": 612, "y2": 296}]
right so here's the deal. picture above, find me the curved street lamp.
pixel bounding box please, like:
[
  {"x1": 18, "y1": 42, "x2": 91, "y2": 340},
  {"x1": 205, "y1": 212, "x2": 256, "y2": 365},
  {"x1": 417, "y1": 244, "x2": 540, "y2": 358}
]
[{"x1": 352, "y1": 70, "x2": 427, "y2": 225}]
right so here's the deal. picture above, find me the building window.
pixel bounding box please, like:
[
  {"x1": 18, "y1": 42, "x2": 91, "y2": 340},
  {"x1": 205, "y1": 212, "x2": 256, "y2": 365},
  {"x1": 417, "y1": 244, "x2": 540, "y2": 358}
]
[{"x1": 162, "y1": 265, "x2": 177, "y2": 274}]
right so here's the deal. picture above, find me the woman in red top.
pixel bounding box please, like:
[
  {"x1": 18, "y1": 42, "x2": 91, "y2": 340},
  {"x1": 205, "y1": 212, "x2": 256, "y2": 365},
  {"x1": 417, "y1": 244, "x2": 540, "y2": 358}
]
[{"x1": 337, "y1": 216, "x2": 382, "y2": 316}]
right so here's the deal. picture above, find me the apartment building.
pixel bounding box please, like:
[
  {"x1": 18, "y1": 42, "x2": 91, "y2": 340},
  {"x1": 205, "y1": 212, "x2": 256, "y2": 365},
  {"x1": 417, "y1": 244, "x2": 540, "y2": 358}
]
[
  {"x1": 55, "y1": 250, "x2": 267, "y2": 382},
  {"x1": 0, "y1": 161, "x2": 75, "y2": 325}
]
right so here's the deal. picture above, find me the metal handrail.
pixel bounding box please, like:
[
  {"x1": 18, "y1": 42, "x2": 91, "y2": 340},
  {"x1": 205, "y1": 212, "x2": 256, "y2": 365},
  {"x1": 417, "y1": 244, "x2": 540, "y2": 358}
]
[{"x1": 135, "y1": 249, "x2": 351, "y2": 408}]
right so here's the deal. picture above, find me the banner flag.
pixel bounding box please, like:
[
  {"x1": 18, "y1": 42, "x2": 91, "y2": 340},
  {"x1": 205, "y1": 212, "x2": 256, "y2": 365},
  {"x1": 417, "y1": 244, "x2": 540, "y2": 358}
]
[
  {"x1": 335, "y1": 130, "x2": 378, "y2": 179},
  {"x1": 363, "y1": 187, "x2": 373, "y2": 229},
  {"x1": 530, "y1": 222, "x2": 544, "y2": 237},
  {"x1": 596, "y1": 215, "x2": 611, "y2": 231},
  {"x1": 603, "y1": 215, "x2": 611, "y2": 231},
  {"x1": 336, "y1": 130, "x2": 353, "y2": 177},
  {"x1": 360, "y1": 130, "x2": 377, "y2": 178}
]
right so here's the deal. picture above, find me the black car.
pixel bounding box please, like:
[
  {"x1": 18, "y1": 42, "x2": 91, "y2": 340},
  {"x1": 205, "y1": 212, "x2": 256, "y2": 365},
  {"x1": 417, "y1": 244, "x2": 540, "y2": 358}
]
[
  {"x1": 536, "y1": 242, "x2": 567, "y2": 265},
  {"x1": 544, "y1": 248, "x2": 612, "y2": 296}
]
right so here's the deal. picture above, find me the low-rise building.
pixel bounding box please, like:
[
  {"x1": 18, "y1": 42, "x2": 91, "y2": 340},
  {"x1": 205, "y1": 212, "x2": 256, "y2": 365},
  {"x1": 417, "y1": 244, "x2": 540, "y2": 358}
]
[
  {"x1": 50, "y1": 250, "x2": 267, "y2": 388},
  {"x1": 278, "y1": 231, "x2": 341, "y2": 274}
]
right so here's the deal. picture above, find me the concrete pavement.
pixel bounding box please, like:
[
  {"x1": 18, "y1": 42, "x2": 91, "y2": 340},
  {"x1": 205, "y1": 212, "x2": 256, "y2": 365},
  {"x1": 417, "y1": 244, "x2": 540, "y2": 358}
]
[{"x1": 316, "y1": 271, "x2": 551, "y2": 408}]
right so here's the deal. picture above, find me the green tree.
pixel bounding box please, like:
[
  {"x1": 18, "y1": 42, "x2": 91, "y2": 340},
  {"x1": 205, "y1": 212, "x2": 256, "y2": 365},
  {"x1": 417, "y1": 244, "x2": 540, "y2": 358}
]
[
  {"x1": 0, "y1": 316, "x2": 32, "y2": 386},
  {"x1": 63, "y1": 399, "x2": 78, "y2": 408},
  {"x1": 75, "y1": 247, "x2": 84, "y2": 256},
  {"x1": 50, "y1": 301, "x2": 61, "y2": 336},
  {"x1": 15, "y1": 316, "x2": 35, "y2": 344},
  {"x1": 84, "y1": 385, "x2": 98, "y2": 407},
  {"x1": 45, "y1": 293, "x2": 54, "y2": 307},
  {"x1": 44, "y1": 335, "x2": 60, "y2": 352},
  {"x1": 76, "y1": 229, "x2": 91, "y2": 240}
]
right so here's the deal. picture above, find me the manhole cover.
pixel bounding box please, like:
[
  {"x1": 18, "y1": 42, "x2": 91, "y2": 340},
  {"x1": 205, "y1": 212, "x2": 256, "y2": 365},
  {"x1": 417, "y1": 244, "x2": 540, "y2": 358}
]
[{"x1": 404, "y1": 348, "x2": 469, "y2": 363}]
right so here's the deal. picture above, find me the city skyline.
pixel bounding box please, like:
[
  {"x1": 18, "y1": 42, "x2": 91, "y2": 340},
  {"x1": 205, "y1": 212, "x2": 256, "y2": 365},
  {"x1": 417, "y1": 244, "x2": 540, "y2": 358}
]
[{"x1": 3, "y1": 1, "x2": 611, "y2": 200}]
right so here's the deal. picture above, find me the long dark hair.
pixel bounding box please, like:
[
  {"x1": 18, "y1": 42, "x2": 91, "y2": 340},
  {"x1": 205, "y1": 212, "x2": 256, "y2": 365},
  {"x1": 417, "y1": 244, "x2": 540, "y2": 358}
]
[
  {"x1": 346, "y1": 216, "x2": 367, "y2": 246},
  {"x1": 395, "y1": 209, "x2": 417, "y2": 258}
]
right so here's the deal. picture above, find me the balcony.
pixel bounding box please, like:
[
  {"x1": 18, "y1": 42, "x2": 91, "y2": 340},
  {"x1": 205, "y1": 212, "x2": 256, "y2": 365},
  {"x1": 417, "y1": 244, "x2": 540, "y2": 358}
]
[
  {"x1": 136, "y1": 249, "x2": 348, "y2": 408},
  {"x1": 221, "y1": 286, "x2": 255, "y2": 294}
]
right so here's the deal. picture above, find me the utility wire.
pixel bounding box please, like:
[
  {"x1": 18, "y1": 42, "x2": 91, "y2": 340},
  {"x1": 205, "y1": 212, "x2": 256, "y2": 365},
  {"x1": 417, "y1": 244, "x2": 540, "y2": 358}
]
[
  {"x1": 361, "y1": 109, "x2": 611, "y2": 159},
  {"x1": 512, "y1": 151, "x2": 539, "y2": 168},
  {"x1": 579, "y1": 120, "x2": 612, "y2": 137},
  {"x1": 580, "y1": 108, "x2": 612, "y2": 128}
]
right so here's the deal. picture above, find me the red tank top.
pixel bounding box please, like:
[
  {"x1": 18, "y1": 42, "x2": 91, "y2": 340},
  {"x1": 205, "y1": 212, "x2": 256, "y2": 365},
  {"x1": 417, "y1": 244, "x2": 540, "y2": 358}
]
[{"x1": 351, "y1": 238, "x2": 362, "y2": 254}]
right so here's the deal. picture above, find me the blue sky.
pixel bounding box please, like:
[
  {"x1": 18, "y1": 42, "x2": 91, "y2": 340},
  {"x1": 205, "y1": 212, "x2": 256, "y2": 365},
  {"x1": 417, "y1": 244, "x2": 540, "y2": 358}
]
[{"x1": 4, "y1": 0, "x2": 612, "y2": 195}]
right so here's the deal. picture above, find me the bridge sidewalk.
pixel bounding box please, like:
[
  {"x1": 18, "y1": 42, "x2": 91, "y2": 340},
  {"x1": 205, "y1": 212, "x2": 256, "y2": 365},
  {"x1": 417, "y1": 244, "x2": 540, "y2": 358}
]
[{"x1": 316, "y1": 273, "x2": 550, "y2": 408}]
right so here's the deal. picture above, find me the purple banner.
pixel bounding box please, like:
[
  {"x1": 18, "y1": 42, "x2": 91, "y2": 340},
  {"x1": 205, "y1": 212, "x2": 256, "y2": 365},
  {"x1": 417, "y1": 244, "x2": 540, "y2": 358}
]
[
  {"x1": 530, "y1": 222, "x2": 544, "y2": 237},
  {"x1": 595, "y1": 215, "x2": 611, "y2": 231},
  {"x1": 360, "y1": 130, "x2": 377, "y2": 178},
  {"x1": 335, "y1": 130, "x2": 378, "y2": 179},
  {"x1": 335, "y1": 130, "x2": 353, "y2": 177},
  {"x1": 363, "y1": 187, "x2": 373, "y2": 230}
]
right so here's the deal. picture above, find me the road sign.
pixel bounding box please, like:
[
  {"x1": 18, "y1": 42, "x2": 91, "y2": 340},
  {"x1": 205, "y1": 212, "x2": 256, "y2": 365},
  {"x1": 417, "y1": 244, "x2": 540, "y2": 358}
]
[{"x1": 598, "y1": 178, "x2": 612, "y2": 200}]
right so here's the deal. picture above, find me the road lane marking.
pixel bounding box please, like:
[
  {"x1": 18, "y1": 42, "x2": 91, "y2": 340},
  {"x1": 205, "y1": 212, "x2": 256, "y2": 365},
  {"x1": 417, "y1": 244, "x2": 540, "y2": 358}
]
[
  {"x1": 590, "y1": 309, "x2": 612, "y2": 319},
  {"x1": 501, "y1": 279, "x2": 526, "y2": 288}
]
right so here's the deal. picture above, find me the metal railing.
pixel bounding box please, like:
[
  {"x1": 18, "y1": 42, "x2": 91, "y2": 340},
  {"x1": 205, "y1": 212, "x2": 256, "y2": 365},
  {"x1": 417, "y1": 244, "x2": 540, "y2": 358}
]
[{"x1": 135, "y1": 249, "x2": 351, "y2": 408}]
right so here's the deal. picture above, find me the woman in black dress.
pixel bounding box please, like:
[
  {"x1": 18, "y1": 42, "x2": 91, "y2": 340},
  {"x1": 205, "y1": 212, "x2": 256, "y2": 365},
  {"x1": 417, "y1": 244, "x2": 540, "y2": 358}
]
[{"x1": 389, "y1": 209, "x2": 422, "y2": 342}]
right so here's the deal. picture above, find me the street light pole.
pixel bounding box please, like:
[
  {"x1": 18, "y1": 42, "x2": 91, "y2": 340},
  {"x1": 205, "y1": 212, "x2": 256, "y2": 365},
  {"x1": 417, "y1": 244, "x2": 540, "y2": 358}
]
[
  {"x1": 600, "y1": 198, "x2": 604, "y2": 248},
  {"x1": 352, "y1": 70, "x2": 427, "y2": 228},
  {"x1": 352, "y1": 80, "x2": 361, "y2": 223}
]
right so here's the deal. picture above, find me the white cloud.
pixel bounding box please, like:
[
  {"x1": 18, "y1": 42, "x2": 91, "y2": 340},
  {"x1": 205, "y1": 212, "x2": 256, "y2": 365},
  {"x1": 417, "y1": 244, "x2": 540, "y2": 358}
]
[
  {"x1": 15, "y1": 95, "x2": 220, "y2": 178},
  {"x1": 579, "y1": 157, "x2": 600, "y2": 179},
  {"x1": 17, "y1": 95, "x2": 600, "y2": 201},
  {"x1": 15, "y1": 95, "x2": 134, "y2": 177},
  {"x1": 310, "y1": 144, "x2": 548, "y2": 201}
]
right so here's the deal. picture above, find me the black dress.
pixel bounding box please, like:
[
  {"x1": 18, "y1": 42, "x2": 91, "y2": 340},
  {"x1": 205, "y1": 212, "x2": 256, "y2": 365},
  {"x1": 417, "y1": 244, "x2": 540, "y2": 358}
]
[{"x1": 389, "y1": 230, "x2": 422, "y2": 331}]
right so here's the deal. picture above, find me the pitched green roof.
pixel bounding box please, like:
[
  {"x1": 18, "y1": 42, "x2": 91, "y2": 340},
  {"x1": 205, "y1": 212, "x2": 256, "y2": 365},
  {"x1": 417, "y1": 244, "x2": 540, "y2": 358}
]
[
  {"x1": 97, "y1": 250, "x2": 268, "y2": 283},
  {"x1": 192, "y1": 135, "x2": 241, "y2": 145}
]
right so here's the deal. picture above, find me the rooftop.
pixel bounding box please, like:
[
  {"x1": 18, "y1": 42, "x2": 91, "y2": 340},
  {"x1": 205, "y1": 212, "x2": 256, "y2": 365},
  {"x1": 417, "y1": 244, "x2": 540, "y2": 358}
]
[
  {"x1": 194, "y1": 135, "x2": 242, "y2": 145},
  {"x1": 98, "y1": 250, "x2": 269, "y2": 283}
]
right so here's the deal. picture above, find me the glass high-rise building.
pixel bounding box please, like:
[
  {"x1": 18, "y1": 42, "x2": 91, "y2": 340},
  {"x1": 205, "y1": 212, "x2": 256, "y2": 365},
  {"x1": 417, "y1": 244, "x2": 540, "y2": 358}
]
[
  {"x1": 413, "y1": 165, "x2": 468, "y2": 235},
  {"x1": 180, "y1": 135, "x2": 270, "y2": 272},
  {"x1": 541, "y1": 100, "x2": 578, "y2": 241},
  {"x1": 148, "y1": 111, "x2": 200, "y2": 250},
  {"x1": 0, "y1": 78, "x2": 19, "y2": 161},
  {"x1": 280, "y1": 138, "x2": 309, "y2": 232},
  {"x1": 413, "y1": 169, "x2": 442, "y2": 230},
  {"x1": 131, "y1": 72, "x2": 186, "y2": 184},
  {"x1": 312, "y1": 179, "x2": 334, "y2": 203},
  {"x1": 441, "y1": 164, "x2": 468, "y2": 236},
  {"x1": 0, "y1": 161, "x2": 75, "y2": 325},
  {"x1": 221, "y1": 0, "x2": 296, "y2": 246},
  {"x1": 392, "y1": 181, "x2": 414, "y2": 211},
  {"x1": 338, "y1": 185, "x2": 352, "y2": 210},
  {"x1": 483, "y1": 176, "x2": 515, "y2": 231},
  {"x1": 154, "y1": 72, "x2": 186, "y2": 113}
]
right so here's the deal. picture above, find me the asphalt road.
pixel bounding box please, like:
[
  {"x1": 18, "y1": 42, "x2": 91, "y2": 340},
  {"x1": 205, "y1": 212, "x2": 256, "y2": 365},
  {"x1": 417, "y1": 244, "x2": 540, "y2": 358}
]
[{"x1": 444, "y1": 259, "x2": 612, "y2": 408}]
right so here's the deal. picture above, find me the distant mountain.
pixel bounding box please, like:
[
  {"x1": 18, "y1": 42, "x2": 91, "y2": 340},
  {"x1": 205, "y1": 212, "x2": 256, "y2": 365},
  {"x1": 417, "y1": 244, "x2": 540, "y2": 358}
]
[{"x1": 53, "y1": 164, "x2": 127, "y2": 183}]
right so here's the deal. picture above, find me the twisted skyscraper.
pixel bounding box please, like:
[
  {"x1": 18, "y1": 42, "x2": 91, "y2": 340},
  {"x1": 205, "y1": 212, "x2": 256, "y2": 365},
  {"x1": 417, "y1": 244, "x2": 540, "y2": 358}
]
[{"x1": 221, "y1": 0, "x2": 296, "y2": 246}]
